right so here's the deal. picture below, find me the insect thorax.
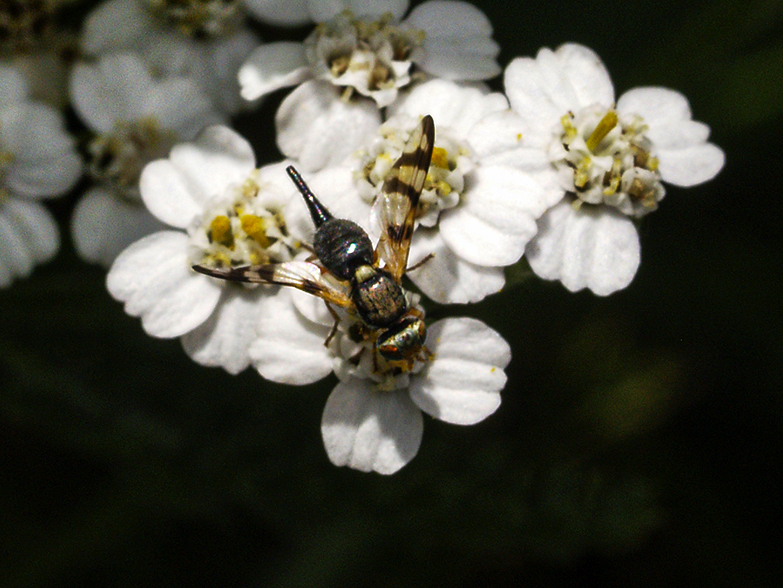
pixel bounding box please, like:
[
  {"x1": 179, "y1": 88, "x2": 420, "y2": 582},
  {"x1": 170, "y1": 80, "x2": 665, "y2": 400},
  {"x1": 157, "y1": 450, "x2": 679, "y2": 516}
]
[
  {"x1": 351, "y1": 265, "x2": 407, "y2": 328},
  {"x1": 376, "y1": 316, "x2": 427, "y2": 362},
  {"x1": 313, "y1": 218, "x2": 374, "y2": 280}
]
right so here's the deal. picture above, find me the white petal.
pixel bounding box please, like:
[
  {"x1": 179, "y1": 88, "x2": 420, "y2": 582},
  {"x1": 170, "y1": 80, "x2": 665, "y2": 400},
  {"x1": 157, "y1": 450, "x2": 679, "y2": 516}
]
[
  {"x1": 406, "y1": 1, "x2": 499, "y2": 80},
  {"x1": 0, "y1": 103, "x2": 82, "y2": 198},
  {"x1": 0, "y1": 64, "x2": 29, "y2": 105},
  {"x1": 71, "y1": 187, "x2": 167, "y2": 267},
  {"x1": 321, "y1": 379, "x2": 423, "y2": 474},
  {"x1": 80, "y1": 0, "x2": 150, "y2": 54},
  {"x1": 526, "y1": 199, "x2": 640, "y2": 296},
  {"x1": 275, "y1": 80, "x2": 381, "y2": 171},
  {"x1": 71, "y1": 53, "x2": 219, "y2": 136},
  {"x1": 140, "y1": 125, "x2": 256, "y2": 228},
  {"x1": 243, "y1": 0, "x2": 313, "y2": 26},
  {"x1": 410, "y1": 317, "x2": 509, "y2": 424},
  {"x1": 415, "y1": 36, "x2": 500, "y2": 81},
  {"x1": 199, "y1": 29, "x2": 261, "y2": 114},
  {"x1": 70, "y1": 54, "x2": 151, "y2": 133},
  {"x1": 239, "y1": 42, "x2": 311, "y2": 101},
  {"x1": 551, "y1": 43, "x2": 615, "y2": 108},
  {"x1": 407, "y1": 0, "x2": 491, "y2": 35},
  {"x1": 248, "y1": 289, "x2": 334, "y2": 385},
  {"x1": 309, "y1": 0, "x2": 408, "y2": 22},
  {"x1": 0, "y1": 198, "x2": 58, "y2": 287},
  {"x1": 106, "y1": 231, "x2": 222, "y2": 337},
  {"x1": 307, "y1": 166, "x2": 373, "y2": 226},
  {"x1": 407, "y1": 228, "x2": 505, "y2": 304},
  {"x1": 656, "y1": 143, "x2": 725, "y2": 187},
  {"x1": 142, "y1": 78, "x2": 220, "y2": 138},
  {"x1": 275, "y1": 80, "x2": 381, "y2": 172},
  {"x1": 439, "y1": 166, "x2": 546, "y2": 266},
  {"x1": 504, "y1": 43, "x2": 614, "y2": 147},
  {"x1": 616, "y1": 87, "x2": 692, "y2": 134},
  {"x1": 479, "y1": 144, "x2": 565, "y2": 210},
  {"x1": 617, "y1": 87, "x2": 710, "y2": 148},
  {"x1": 467, "y1": 109, "x2": 526, "y2": 160},
  {"x1": 347, "y1": 0, "x2": 408, "y2": 19},
  {"x1": 181, "y1": 286, "x2": 265, "y2": 374},
  {"x1": 390, "y1": 79, "x2": 507, "y2": 136},
  {"x1": 616, "y1": 87, "x2": 725, "y2": 186}
]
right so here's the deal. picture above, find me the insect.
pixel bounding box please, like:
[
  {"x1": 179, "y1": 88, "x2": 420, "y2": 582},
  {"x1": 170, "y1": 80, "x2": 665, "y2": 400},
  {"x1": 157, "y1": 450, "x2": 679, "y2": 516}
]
[{"x1": 192, "y1": 115, "x2": 435, "y2": 366}]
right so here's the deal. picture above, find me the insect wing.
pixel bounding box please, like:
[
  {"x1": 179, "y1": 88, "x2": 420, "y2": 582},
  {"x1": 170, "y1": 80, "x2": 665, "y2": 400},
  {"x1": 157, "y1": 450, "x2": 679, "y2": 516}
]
[
  {"x1": 192, "y1": 261, "x2": 354, "y2": 309},
  {"x1": 375, "y1": 115, "x2": 435, "y2": 281}
]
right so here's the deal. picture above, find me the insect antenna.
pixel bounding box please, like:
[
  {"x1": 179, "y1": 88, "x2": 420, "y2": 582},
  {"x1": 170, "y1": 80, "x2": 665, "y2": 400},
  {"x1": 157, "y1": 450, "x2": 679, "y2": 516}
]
[{"x1": 286, "y1": 165, "x2": 333, "y2": 228}]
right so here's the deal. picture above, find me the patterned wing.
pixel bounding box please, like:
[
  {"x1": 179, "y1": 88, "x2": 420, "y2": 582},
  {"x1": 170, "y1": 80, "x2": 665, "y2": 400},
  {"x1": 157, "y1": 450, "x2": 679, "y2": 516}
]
[
  {"x1": 375, "y1": 115, "x2": 435, "y2": 282},
  {"x1": 192, "y1": 261, "x2": 354, "y2": 309}
]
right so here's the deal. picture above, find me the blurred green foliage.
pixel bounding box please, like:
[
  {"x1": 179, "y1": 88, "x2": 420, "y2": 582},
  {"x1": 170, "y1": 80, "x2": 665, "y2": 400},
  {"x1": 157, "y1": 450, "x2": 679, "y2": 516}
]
[{"x1": 2, "y1": 0, "x2": 782, "y2": 586}]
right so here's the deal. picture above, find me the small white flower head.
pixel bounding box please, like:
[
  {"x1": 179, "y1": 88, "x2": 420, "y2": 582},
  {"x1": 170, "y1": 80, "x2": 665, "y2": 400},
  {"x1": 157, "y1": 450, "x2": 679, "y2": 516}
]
[
  {"x1": 312, "y1": 80, "x2": 552, "y2": 304},
  {"x1": 242, "y1": 0, "x2": 408, "y2": 27},
  {"x1": 249, "y1": 285, "x2": 511, "y2": 474},
  {"x1": 144, "y1": 0, "x2": 244, "y2": 38},
  {"x1": 301, "y1": 10, "x2": 424, "y2": 107},
  {"x1": 69, "y1": 52, "x2": 225, "y2": 267},
  {"x1": 241, "y1": 0, "x2": 500, "y2": 104},
  {"x1": 107, "y1": 126, "x2": 308, "y2": 373},
  {"x1": 0, "y1": 0, "x2": 78, "y2": 107},
  {"x1": 81, "y1": 0, "x2": 260, "y2": 114},
  {"x1": 0, "y1": 64, "x2": 81, "y2": 287},
  {"x1": 504, "y1": 43, "x2": 725, "y2": 295}
]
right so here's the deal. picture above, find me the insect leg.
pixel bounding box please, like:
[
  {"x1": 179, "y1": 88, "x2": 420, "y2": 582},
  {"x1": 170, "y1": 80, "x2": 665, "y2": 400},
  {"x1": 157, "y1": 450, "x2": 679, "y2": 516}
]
[
  {"x1": 406, "y1": 252, "x2": 435, "y2": 273},
  {"x1": 323, "y1": 302, "x2": 341, "y2": 348}
]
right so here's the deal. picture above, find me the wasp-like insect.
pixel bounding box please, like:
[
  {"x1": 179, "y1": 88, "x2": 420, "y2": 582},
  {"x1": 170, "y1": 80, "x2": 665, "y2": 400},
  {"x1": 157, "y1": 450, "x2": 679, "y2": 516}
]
[{"x1": 192, "y1": 115, "x2": 435, "y2": 365}]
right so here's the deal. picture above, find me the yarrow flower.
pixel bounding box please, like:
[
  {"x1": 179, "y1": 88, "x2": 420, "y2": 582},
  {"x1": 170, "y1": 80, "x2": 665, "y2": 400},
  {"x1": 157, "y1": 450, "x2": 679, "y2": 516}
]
[
  {"x1": 249, "y1": 286, "x2": 510, "y2": 474},
  {"x1": 0, "y1": 0, "x2": 77, "y2": 107},
  {"x1": 81, "y1": 0, "x2": 260, "y2": 114},
  {"x1": 0, "y1": 64, "x2": 81, "y2": 287},
  {"x1": 106, "y1": 126, "x2": 309, "y2": 373},
  {"x1": 504, "y1": 43, "x2": 725, "y2": 295},
  {"x1": 240, "y1": 0, "x2": 500, "y2": 170},
  {"x1": 292, "y1": 82, "x2": 555, "y2": 303},
  {"x1": 69, "y1": 52, "x2": 224, "y2": 266}
]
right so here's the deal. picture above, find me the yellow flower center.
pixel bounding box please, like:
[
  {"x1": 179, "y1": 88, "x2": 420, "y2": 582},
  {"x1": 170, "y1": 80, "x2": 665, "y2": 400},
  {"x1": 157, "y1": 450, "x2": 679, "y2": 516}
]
[
  {"x1": 553, "y1": 107, "x2": 664, "y2": 217},
  {"x1": 88, "y1": 117, "x2": 178, "y2": 200},
  {"x1": 306, "y1": 10, "x2": 424, "y2": 103},
  {"x1": 145, "y1": 0, "x2": 242, "y2": 38},
  {"x1": 193, "y1": 171, "x2": 300, "y2": 269}
]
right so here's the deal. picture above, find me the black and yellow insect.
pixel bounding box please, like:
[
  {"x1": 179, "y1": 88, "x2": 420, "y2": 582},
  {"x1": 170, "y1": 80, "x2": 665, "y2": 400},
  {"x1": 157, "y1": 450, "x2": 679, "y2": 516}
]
[{"x1": 192, "y1": 115, "x2": 435, "y2": 365}]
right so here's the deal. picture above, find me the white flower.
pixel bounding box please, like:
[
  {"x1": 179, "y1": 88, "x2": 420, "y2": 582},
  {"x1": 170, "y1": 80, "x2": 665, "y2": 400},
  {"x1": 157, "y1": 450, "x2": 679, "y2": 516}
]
[
  {"x1": 0, "y1": 0, "x2": 76, "y2": 110},
  {"x1": 0, "y1": 64, "x2": 81, "y2": 288},
  {"x1": 504, "y1": 43, "x2": 725, "y2": 295},
  {"x1": 69, "y1": 52, "x2": 225, "y2": 267},
  {"x1": 243, "y1": 0, "x2": 409, "y2": 27},
  {"x1": 81, "y1": 0, "x2": 260, "y2": 114},
  {"x1": 249, "y1": 286, "x2": 511, "y2": 474},
  {"x1": 296, "y1": 81, "x2": 553, "y2": 304},
  {"x1": 240, "y1": 0, "x2": 500, "y2": 166},
  {"x1": 106, "y1": 126, "x2": 308, "y2": 373}
]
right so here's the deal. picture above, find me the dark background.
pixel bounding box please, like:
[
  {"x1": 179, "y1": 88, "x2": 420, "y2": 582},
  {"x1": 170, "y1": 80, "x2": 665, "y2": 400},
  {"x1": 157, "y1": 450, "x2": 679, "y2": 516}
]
[{"x1": 2, "y1": 0, "x2": 781, "y2": 586}]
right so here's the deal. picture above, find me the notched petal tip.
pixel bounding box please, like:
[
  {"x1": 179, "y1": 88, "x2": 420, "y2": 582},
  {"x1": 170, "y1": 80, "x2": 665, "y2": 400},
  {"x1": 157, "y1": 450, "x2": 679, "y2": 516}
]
[{"x1": 321, "y1": 380, "x2": 423, "y2": 474}]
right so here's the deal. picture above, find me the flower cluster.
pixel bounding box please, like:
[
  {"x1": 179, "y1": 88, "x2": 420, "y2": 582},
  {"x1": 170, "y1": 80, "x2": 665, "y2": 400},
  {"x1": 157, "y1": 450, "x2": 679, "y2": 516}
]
[{"x1": 4, "y1": 0, "x2": 724, "y2": 474}]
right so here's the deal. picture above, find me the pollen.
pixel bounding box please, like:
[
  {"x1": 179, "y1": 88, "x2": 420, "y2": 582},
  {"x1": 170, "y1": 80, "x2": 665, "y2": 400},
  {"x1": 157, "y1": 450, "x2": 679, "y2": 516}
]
[
  {"x1": 240, "y1": 214, "x2": 269, "y2": 247},
  {"x1": 208, "y1": 215, "x2": 234, "y2": 248},
  {"x1": 430, "y1": 147, "x2": 450, "y2": 170}
]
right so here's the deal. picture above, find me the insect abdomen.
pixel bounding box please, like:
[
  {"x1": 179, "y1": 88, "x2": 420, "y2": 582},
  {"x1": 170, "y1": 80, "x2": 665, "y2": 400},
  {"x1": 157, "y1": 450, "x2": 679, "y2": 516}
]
[{"x1": 351, "y1": 267, "x2": 407, "y2": 328}]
